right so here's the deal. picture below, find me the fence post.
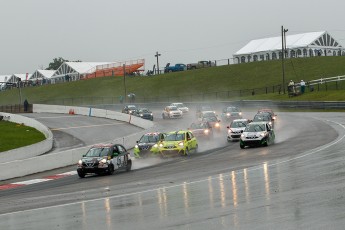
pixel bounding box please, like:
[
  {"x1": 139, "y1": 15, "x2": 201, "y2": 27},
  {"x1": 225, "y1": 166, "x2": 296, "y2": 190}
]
[{"x1": 228, "y1": 59, "x2": 230, "y2": 65}]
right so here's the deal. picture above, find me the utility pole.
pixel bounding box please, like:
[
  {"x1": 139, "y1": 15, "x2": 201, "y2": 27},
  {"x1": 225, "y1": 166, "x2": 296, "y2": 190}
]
[
  {"x1": 281, "y1": 26, "x2": 288, "y2": 94},
  {"x1": 123, "y1": 64, "x2": 127, "y2": 103},
  {"x1": 155, "y1": 51, "x2": 161, "y2": 74}
]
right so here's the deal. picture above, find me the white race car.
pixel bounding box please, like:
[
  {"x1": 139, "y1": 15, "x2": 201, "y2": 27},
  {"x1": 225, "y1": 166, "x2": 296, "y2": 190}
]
[{"x1": 227, "y1": 119, "x2": 251, "y2": 142}]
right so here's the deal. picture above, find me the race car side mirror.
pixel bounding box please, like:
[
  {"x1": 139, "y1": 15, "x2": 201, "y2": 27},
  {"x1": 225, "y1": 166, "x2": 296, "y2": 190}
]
[
  {"x1": 226, "y1": 126, "x2": 229, "y2": 129},
  {"x1": 240, "y1": 130, "x2": 243, "y2": 133},
  {"x1": 136, "y1": 141, "x2": 139, "y2": 143}
]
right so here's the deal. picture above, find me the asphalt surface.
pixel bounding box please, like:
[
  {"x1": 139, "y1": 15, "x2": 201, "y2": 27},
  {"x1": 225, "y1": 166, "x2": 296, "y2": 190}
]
[{"x1": 1, "y1": 110, "x2": 345, "y2": 229}]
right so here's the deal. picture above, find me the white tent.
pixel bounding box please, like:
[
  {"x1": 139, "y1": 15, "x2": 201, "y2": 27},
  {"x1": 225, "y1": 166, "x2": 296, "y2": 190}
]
[
  {"x1": 233, "y1": 31, "x2": 345, "y2": 63},
  {"x1": 0, "y1": 75, "x2": 11, "y2": 90},
  {"x1": 50, "y1": 62, "x2": 113, "y2": 83}
]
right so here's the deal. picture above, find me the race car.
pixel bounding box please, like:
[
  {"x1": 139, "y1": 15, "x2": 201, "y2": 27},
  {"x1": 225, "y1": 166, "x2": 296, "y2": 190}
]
[
  {"x1": 253, "y1": 112, "x2": 274, "y2": 128},
  {"x1": 157, "y1": 130, "x2": 198, "y2": 157},
  {"x1": 170, "y1": 102, "x2": 189, "y2": 113},
  {"x1": 196, "y1": 105, "x2": 214, "y2": 118},
  {"x1": 77, "y1": 143, "x2": 132, "y2": 178},
  {"x1": 221, "y1": 106, "x2": 242, "y2": 121},
  {"x1": 257, "y1": 108, "x2": 277, "y2": 120},
  {"x1": 133, "y1": 108, "x2": 154, "y2": 121},
  {"x1": 188, "y1": 121, "x2": 213, "y2": 140},
  {"x1": 122, "y1": 105, "x2": 138, "y2": 114},
  {"x1": 134, "y1": 132, "x2": 165, "y2": 158},
  {"x1": 240, "y1": 121, "x2": 275, "y2": 149},
  {"x1": 227, "y1": 118, "x2": 251, "y2": 142},
  {"x1": 200, "y1": 111, "x2": 221, "y2": 132},
  {"x1": 162, "y1": 105, "x2": 183, "y2": 119}
]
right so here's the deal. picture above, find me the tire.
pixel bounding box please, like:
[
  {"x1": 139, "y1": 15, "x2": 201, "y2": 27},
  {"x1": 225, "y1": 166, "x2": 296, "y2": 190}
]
[
  {"x1": 168, "y1": 70, "x2": 173, "y2": 73},
  {"x1": 107, "y1": 164, "x2": 114, "y2": 175},
  {"x1": 195, "y1": 144, "x2": 198, "y2": 153},
  {"x1": 162, "y1": 114, "x2": 165, "y2": 119},
  {"x1": 77, "y1": 169, "x2": 85, "y2": 178},
  {"x1": 240, "y1": 143, "x2": 245, "y2": 149},
  {"x1": 126, "y1": 160, "x2": 132, "y2": 172},
  {"x1": 184, "y1": 148, "x2": 189, "y2": 156}
]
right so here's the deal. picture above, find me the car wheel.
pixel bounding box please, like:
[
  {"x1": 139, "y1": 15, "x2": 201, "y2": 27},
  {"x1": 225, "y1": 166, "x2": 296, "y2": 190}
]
[
  {"x1": 162, "y1": 114, "x2": 165, "y2": 119},
  {"x1": 240, "y1": 143, "x2": 245, "y2": 149},
  {"x1": 126, "y1": 160, "x2": 132, "y2": 172},
  {"x1": 77, "y1": 169, "x2": 85, "y2": 178},
  {"x1": 195, "y1": 144, "x2": 198, "y2": 153},
  {"x1": 108, "y1": 164, "x2": 114, "y2": 175},
  {"x1": 184, "y1": 148, "x2": 189, "y2": 156}
]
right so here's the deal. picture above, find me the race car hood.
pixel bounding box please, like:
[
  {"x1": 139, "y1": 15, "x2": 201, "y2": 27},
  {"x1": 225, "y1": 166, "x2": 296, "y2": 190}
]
[
  {"x1": 229, "y1": 127, "x2": 245, "y2": 132},
  {"x1": 80, "y1": 156, "x2": 104, "y2": 163},
  {"x1": 160, "y1": 141, "x2": 181, "y2": 148},
  {"x1": 242, "y1": 131, "x2": 266, "y2": 139},
  {"x1": 138, "y1": 142, "x2": 155, "y2": 147}
]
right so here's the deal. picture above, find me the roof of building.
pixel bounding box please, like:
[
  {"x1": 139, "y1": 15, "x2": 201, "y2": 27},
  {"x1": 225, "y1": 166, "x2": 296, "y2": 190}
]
[{"x1": 235, "y1": 31, "x2": 342, "y2": 55}]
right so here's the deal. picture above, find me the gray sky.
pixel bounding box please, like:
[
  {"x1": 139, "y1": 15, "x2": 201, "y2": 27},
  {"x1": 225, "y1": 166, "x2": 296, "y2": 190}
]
[{"x1": 1, "y1": 0, "x2": 345, "y2": 74}]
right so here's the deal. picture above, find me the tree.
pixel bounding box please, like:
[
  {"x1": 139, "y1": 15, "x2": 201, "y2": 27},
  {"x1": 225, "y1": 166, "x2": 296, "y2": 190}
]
[{"x1": 46, "y1": 57, "x2": 68, "y2": 70}]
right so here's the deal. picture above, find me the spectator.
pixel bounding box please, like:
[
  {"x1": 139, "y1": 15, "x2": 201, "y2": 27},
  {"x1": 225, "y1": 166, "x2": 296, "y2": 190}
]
[
  {"x1": 119, "y1": 95, "x2": 124, "y2": 104},
  {"x1": 300, "y1": 80, "x2": 306, "y2": 94},
  {"x1": 23, "y1": 99, "x2": 29, "y2": 112}
]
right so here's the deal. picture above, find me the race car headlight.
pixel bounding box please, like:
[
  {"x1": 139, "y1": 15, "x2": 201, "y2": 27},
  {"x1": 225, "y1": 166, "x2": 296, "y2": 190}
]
[
  {"x1": 178, "y1": 142, "x2": 184, "y2": 147},
  {"x1": 150, "y1": 113, "x2": 153, "y2": 116},
  {"x1": 269, "y1": 121, "x2": 272, "y2": 126},
  {"x1": 204, "y1": 129, "x2": 209, "y2": 134},
  {"x1": 241, "y1": 134, "x2": 245, "y2": 138},
  {"x1": 140, "y1": 114, "x2": 143, "y2": 117},
  {"x1": 239, "y1": 112, "x2": 242, "y2": 116},
  {"x1": 215, "y1": 123, "x2": 220, "y2": 127},
  {"x1": 260, "y1": 133, "x2": 265, "y2": 137},
  {"x1": 100, "y1": 159, "x2": 107, "y2": 164},
  {"x1": 78, "y1": 160, "x2": 82, "y2": 165},
  {"x1": 226, "y1": 113, "x2": 230, "y2": 116},
  {"x1": 153, "y1": 144, "x2": 158, "y2": 148},
  {"x1": 135, "y1": 145, "x2": 139, "y2": 148},
  {"x1": 228, "y1": 129, "x2": 232, "y2": 134},
  {"x1": 159, "y1": 143, "x2": 164, "y2": 148}
]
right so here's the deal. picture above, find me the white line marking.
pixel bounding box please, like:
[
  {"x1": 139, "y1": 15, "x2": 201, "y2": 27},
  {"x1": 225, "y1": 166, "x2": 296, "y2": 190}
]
[
  {"x1": 51, "y1": 123, "x2": 125, "y2": 131},
  {"x1": 35, "y1": 115, "x2": 83, "y2": 119},
  {"x1": 11, "y1": 179, "x2": 53, "y2": 185},
  {"x1": 1, "y1": 118, "x2": 344, "y2": 217}
]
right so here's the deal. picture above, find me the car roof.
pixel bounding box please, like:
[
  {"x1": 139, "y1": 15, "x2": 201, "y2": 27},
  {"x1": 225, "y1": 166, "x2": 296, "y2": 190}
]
[
  {"x1": 91, "y1": 143, "x2": 114, "y2": 148},
  {"x1": 247, "y1": 121, "x2": 269, "y2": 125},
  {"x1": 143, "y1": 132, "x2": 160, "y2": 136},
  {"x1": 232, "y1": 119, "x2": 248, "y2": 122}
]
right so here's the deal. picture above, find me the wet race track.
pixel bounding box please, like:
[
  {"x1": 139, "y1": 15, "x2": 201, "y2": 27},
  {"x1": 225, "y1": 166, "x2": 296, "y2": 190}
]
[{"x1": 1, "y1": 109, "x2": 345, "y2": 230}]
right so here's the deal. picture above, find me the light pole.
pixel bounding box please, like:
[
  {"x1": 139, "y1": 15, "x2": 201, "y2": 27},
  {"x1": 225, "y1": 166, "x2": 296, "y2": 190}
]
[
  {"x1": 155, "y1": 51, "x2": 161, "y2": 74},
  {"x1": 123, "y1": 64, "x2": 127, "y2": 103},
  {"x1": 281, "y1": 26, "x2": 288, "y2": 94}
]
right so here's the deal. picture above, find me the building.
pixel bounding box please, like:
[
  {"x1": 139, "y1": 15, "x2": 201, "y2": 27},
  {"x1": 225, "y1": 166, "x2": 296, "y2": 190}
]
[
  {"x1": 233, "y1": 31, "x2": 345, "y2": 63},
  {"x1": 30, "y1": 70, "x2": 56, "y2": 85}
]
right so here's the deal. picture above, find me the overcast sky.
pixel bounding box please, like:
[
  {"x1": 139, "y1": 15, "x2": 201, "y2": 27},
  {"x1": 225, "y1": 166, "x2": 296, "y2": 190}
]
[{"x1": 1, "y1": 0, "x2": 345, "y2": 74}]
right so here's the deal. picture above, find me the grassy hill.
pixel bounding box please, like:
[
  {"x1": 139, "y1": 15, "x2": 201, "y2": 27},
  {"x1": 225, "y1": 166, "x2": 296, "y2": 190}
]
[{"x1": 1, "y1": 56, "x2": 345, "y2": 106}]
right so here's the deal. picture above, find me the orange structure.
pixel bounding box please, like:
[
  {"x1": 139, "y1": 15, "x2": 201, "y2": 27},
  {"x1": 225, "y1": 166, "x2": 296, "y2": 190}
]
[{"x1": 84, "y1": 59, "x2": 144, "y2": 79}]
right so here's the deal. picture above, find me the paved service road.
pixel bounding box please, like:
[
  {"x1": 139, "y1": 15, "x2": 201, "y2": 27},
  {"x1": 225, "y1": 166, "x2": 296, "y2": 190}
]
[
  {"x1": 24, "y1": 113, "x2": 143, "y2": 152},
  {"x1": 1, "y1": 112, "x2": 345, "y2": 229}
]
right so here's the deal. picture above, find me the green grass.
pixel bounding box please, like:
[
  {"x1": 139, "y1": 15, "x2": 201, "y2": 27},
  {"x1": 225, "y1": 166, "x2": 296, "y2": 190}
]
[
  {"x1": 0, "y1": 121, "x2": 46, "y2": 152},
  {"x1": 1, "y1": 56, "x2": 345, "y2": 105}
]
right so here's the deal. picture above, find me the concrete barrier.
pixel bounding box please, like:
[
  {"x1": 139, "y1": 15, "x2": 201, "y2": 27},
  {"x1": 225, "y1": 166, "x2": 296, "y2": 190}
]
[
  {"x1": 0, "y1": 112, "x2": 53, "y2": 163},
  {"x1": 0, "y1": 104, "x2": 154, "y2": 181}
]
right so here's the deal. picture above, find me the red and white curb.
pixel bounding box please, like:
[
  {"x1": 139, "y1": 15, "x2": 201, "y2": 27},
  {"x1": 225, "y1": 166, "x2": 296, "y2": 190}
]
[{"x1": 0, "y1": 171, "x2": 77, "y2": 191}]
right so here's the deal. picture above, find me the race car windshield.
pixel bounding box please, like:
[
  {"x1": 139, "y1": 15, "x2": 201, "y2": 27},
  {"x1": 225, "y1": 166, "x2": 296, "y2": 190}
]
[
  {"x1": 191, "y1": 123, "x2": 206, "y2": 129},
  {"x1": 203, "y1": 112, "x2": 215, "y2": 117},
  {"x1": 226, "y1": 107, "x2": 240, "y2": 112},
  {"x1": 139, "y1": 135, "x2": 159, "y2": 143},
  {"x1": 170, "y1": 107, "x2": 178, "y2": 111},
  {"x1": 204, "y1": 116, "x2": 217, "y2": 122},
  {"x1": 165, "y1": 133, "x2": 185, "y2": 141},
  {"x1": 245, "y1": 124, "x2": 265, "y2": 132},
  {"x1": 139, "y1": 109, "x2": 150, "y2": 113},
  {"x1": 128, "y1": 106, "x2": 136, "y2": 110},
  {"x1": 253, "y1": 115, "x2": 270, "y2": 121},
  {"x1": 231, "y1": 121, "x2": 246, "y2": 128},
  {"x1": 85, "y1": 147, "x2": 110, "y2": 157}
]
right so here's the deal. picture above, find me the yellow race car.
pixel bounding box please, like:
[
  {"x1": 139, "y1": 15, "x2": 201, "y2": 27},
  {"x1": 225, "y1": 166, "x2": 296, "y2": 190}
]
[{"x1": 157, "y1": 130, "x2": 198, "y2": 157}]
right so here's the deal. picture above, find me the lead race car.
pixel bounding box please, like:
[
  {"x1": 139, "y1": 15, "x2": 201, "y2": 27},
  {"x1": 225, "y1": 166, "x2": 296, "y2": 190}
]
[
  {"x1": 77, "y1": 143, "x2": 132, "y2": 178},
  {"x1": 239, "y1": 121, "x2": 275, "y2": 149}
]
